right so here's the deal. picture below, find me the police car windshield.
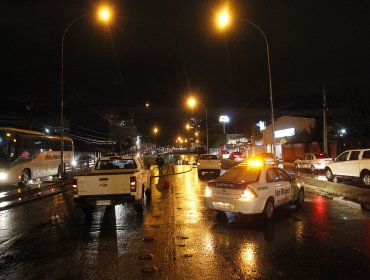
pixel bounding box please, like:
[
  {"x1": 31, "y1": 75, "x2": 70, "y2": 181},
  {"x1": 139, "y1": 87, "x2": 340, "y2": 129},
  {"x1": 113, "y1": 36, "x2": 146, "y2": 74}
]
[{"x1": 218, "y1": 166, "x2": 260, "y2": 183}]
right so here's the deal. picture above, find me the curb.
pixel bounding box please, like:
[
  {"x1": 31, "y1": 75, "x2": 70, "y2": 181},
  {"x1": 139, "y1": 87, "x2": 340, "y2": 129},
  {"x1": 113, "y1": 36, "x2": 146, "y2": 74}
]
[{"x1": 302, "y1": 181, "x2": 369, "y2": 211}]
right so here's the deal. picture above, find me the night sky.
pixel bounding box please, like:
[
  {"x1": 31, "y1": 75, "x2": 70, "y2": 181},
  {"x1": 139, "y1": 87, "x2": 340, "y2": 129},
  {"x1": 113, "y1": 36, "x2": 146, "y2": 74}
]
[{"x1": 1, "y1": 0, "x2": 369, "y2": 145}]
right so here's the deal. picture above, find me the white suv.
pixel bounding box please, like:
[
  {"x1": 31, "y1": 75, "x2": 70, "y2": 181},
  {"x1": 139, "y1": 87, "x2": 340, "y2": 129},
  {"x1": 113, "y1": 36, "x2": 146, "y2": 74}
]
[{"x1": 325, "y1": 149, "x2": 370, "y2": 186}]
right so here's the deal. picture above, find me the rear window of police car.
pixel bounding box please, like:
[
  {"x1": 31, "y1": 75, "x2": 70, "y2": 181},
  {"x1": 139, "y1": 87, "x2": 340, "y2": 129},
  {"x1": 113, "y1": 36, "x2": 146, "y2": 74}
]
[{"x1": 218, "y1": 166, "x2": 260, "y2": 183}]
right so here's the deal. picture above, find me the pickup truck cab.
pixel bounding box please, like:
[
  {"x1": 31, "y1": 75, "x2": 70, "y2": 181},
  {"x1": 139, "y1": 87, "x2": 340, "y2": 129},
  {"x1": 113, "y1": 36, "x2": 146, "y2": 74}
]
[
  {"x1": 197, "y1": 154, "x2": 221, "y2": 179},
  {"x1": 325, "y1": 149, "x2": 370, "y2": 186},
  {"x1": 73, "y1": 156, "x2": 151, "y2": 215}
]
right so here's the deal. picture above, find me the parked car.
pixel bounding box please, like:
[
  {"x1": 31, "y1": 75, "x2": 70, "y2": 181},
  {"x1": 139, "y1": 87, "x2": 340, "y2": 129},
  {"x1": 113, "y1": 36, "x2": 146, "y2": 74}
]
[
  {"x1": 219, "y1": 150, "x2": 230, "y2": 159},
  {"x1": 325, "y1": 149, "x2": 370, "y2": 186},
  {"x1": 294, "y1": 153, "x2": 333, "y2": 172},
  {"x1": 74, "y1": 155, "x2": 96, "y2": 168},
  {"x1": 204, "y1": 161, "x2": 304, "y2": 220},
  {"x1": 229, "y1": 152, "x2": 244, "y2": 161}
]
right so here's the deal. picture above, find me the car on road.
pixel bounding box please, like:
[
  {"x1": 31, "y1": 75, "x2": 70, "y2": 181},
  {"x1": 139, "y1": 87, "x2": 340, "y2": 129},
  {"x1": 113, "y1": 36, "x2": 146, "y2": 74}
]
[
  {"x1": 74, "y1": 155, "x2": 96, "y2": 168},
  {"x1": 229, "y1": 152, "x2": 245, "y2": 161},
  {"x1": 197, "y1": 154, "x2": 221, "y2": 179},
  {"x1": 204, "y1": 161, "x2": 305, "y2": 220},
  {"x1": 73, "y1": 155, "x2": 151, "y2": 216},
  {"x1": 294, "y1": 153, "x2": 333, "y2": 172},
  {"x1": 325, "y1": 149, "x2": 370, "y2": 186}
]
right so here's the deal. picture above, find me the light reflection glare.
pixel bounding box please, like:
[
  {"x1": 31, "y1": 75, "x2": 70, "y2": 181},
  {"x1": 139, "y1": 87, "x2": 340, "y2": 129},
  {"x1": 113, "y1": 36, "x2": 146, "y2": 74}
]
[
  {"x1": 0, "y1": 201, "x2": 10, "y2": 207},
  {"x1": 183, "y1": 168, "x2": 200, "y2": 223},
  {"x1": 239, "y1": 243, "x2": 259, "y2": 276},
  {"x1": 294, "y1": 221, "x2": 304, "y2": 242}
]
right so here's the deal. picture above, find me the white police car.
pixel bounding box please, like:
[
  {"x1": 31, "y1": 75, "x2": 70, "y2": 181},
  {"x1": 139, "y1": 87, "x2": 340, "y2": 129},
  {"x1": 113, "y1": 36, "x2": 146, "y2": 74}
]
[{"x1": 204, "y1": 160, "x2": 304, "y2": 220}]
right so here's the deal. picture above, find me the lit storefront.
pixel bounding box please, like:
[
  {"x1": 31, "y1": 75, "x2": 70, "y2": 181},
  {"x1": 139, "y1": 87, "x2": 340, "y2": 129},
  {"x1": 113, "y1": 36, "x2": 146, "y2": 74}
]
[{"x1": 262, "y1": 116, "x2": 316, "y2": 159}]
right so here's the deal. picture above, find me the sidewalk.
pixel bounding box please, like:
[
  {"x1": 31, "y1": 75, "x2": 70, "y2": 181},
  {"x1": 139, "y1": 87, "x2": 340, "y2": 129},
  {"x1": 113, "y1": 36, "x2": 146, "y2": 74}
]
[{"x1": 297, "y1": 175, "x2": 370, "y2": 210}]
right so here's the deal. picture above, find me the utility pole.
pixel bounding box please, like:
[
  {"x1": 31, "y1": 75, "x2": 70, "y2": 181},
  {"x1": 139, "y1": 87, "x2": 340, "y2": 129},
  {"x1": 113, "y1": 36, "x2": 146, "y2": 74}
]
[{"x1": 322, "y1": 85, "x2": 328, "y2": 154}]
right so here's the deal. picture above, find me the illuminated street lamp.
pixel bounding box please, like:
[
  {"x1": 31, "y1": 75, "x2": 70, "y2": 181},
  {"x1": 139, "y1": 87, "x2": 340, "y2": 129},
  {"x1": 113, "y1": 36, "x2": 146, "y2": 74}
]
[
  {"x1": 60, "y1": 6, "x2": 112, "y2": 180},
  {"x1": 187, "y1": 97, "x2": 208, "y2": 153},
  {"x1": 215, "y1": 5, "x2": 276, "y2": 157}
]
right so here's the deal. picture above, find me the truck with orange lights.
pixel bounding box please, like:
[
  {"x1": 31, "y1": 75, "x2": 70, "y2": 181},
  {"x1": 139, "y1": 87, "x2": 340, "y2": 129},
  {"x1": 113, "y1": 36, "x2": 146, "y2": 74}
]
[{"x1": 73, "y1": 155, "x2": 151, "y2": 216}]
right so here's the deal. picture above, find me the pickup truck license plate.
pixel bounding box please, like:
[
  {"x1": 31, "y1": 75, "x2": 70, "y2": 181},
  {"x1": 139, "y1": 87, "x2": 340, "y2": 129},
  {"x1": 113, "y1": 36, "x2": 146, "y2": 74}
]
[{"x1": 96, "y1": 200, "x2": 111, "y2": 206}]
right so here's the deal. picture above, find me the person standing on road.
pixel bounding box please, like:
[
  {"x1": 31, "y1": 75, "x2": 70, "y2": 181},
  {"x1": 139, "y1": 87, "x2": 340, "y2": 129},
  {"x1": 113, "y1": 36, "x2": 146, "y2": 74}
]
[{"x1": 156, "y1": 154, "x2": 164, "y2": 176}]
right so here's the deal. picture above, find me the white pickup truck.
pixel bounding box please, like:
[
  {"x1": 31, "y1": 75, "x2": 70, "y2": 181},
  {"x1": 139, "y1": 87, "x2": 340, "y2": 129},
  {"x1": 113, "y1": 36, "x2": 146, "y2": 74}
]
[
  {"x1": 325, "y1": 149, "x2": 370, "y2": 186},
  {"x1": 73, "y1": 155, "x2": 151, "y2": 215},
  {"x1": 197, "y1": 154, "x2": 221, "y2": 179}
]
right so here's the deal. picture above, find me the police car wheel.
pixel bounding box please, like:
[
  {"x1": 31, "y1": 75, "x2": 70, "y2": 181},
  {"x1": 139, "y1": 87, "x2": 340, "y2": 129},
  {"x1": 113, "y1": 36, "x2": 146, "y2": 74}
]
[
  {"x1": 263, "y1": 198, "x2": 274, "y2": 220},
  {"x1": 296, "y1": 189, "x2": 304, "y2": 208}
]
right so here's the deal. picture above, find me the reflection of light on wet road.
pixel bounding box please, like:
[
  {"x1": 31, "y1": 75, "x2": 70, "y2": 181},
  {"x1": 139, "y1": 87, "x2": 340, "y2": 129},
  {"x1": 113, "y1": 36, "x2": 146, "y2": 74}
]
[
  {"x1": 0, "y1": 201, "x2": 10, "y2": 208},
  {"x1": 239, "y1": 242, "x2": 259, "y2": 276},
  {"x1": 294, "y1": 221, "x2": 304, "y2": 242},
  {"x1": 311, "y1": 195, "x2": 329, "y2": 240},
  {"x1": 202, "y1": 232, "x2": 215, "y2": 252},
  {"x1": 182, "y1": 170, "x2": 201, "y2": 223},
  {"x1": 0, "y1": 192, "x2": 5, "y2": 198}
]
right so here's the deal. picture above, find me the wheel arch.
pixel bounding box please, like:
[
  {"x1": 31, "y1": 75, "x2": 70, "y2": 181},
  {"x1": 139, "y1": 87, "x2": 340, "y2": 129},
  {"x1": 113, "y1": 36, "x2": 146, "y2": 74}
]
[{"x1": 360, "y1": 169, "x2": 370, "y2": 178}]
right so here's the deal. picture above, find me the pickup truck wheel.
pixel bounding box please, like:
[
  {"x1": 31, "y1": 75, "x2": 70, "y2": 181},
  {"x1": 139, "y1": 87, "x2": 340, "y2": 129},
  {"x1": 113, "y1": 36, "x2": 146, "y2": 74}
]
[
  {"x1": 134, "y1": 187, "x2": 144, "y2": 214},
  {"x1": 296, "y1": 189, "x2": 304, "y2": 208},
  {"x1": 325, "y1": 168, "x2": 335, "y2": 182},
  {"x1": 262, "y1": 198, "x2": 274, "y2": 220},
  {"x1": 361, "y1": 171, "x2": 370, "y2": 187}
]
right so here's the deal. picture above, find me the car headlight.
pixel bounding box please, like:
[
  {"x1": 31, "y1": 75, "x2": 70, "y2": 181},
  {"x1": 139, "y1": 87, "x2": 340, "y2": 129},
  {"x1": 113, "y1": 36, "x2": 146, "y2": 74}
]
[{"x1": 0, "y1": 172, "x2": 8, "y2": 181}]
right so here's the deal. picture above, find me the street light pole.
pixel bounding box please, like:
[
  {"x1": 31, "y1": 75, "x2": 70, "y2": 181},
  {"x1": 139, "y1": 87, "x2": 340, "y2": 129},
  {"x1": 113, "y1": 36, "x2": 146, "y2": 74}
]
[
  {"x1": 238, "y1": 18, "x2": 275, "y2": 158},
  {"x1": 60, "y1": 7, "x2": 111, "y2": 180},
  {"x1": 199, "y1": 102, "x2": 209, "y2": 153},
  {"x1": 60, "y1": 14, "x2": 87, "y2": 180}
]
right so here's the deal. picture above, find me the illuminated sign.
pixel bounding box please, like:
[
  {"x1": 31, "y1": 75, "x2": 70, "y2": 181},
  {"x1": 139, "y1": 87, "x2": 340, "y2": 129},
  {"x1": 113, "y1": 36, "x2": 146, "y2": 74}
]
[
  {"x1": 219, "y1": 115, "x2": 230, "y2": 123},
  {"x1": 256, "y1": 121, "x2": 266, "y2": 131},
  {"x1": 274, "y1": 128, "x2": 295, "y2": 138}
]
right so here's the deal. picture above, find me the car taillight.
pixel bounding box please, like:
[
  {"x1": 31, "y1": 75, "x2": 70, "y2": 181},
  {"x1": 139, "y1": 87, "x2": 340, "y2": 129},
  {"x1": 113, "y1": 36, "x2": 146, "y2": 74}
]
[
  {"x1": 72, "y1": 179, "x2": 78, "y2": 195},
  {"x1": 130, "y1": 176, "x2": 136, "y2": 192},
  {"x1": 240, "y1": 186, "x2": 257, "y2": 200}
]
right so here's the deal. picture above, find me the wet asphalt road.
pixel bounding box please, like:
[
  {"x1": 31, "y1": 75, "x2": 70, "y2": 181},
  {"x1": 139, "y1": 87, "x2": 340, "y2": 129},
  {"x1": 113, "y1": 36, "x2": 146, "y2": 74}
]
[{"x1": 1, "y1": 166, "x2": 370, "y2": 280}]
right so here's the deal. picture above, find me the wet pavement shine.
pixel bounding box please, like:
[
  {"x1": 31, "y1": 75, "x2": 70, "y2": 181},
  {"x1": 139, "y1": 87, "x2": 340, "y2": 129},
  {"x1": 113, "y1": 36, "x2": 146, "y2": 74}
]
[{"x1": 0, "y1": 165, "x2": 370, "y2": 279}]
